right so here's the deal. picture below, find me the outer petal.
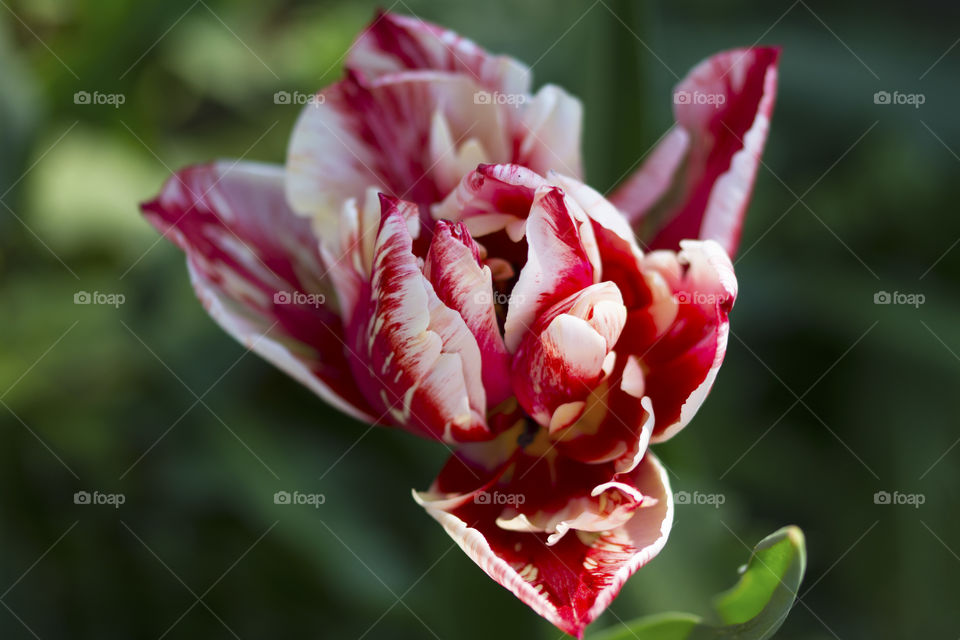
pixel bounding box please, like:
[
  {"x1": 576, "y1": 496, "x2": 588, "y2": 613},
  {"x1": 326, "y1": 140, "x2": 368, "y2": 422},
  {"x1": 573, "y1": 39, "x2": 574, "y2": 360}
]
[
  {"x1": 347, "y1": 11, "x2": 531, "y2": 96},
  {"x1": 141, "y1": 162, "x2": 375, "y2": 423},
  {"x1": 516, "y1": 85, "x2": 584, "y2": 179},
  {"x1": 416, "y1": 449, "x2": 673, "y2": 638},
  {"x1": 286, "y1": 71, "x2": 514, "y2": 225},
  {"x1": 346, "y1": 13, "x2": 585, "y2": 182},
  {"x1": 345, "y1": 196, "x2": 492, "y2": 443},
  {"x1": 424, "y1": 220, "x2": 513, "y2": 408},
  {"x1": 627, "y1": 240, "x2": 737, "y2": 442},
  {"x1": 610, "y1": 47, "x2": 779, "y2": 257}
]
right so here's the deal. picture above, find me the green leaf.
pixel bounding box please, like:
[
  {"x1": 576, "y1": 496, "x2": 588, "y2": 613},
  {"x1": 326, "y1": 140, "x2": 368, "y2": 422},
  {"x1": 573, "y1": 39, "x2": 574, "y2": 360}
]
[
  {"x1": 713, "y1": 526, "x2": 806, "y2": 632},
  {"x1": 589, "y1": 526, "x2": 806, "y2": 640},
  {"x1": 589, "y1": 613, "x2": 701, "y2": 640}
]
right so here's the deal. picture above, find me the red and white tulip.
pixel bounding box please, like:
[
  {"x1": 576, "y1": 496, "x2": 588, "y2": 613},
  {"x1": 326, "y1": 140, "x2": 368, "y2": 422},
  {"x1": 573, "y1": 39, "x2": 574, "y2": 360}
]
[{"x1": 142, "y1": 12, "x2": 778, "y2": 637}]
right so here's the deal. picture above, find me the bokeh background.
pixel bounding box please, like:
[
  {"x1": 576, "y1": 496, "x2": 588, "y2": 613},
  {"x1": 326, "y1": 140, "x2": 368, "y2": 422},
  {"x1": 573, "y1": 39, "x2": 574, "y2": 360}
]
[{"x1": 2, "y1": 0, "x2": 958, "y2": 638}]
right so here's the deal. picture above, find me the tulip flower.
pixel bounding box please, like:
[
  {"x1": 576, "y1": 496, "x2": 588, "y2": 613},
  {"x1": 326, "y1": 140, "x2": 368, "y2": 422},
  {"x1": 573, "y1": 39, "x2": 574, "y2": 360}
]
[{"x1": 142, "y1": 11, "x2": 778, "y2": 637}]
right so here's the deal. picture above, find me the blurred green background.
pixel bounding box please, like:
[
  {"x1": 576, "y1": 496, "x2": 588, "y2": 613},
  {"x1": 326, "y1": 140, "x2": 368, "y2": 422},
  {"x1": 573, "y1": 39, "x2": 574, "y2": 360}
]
[{"x1": 2, "y1": 0, "x2": 958, "y2": 638}]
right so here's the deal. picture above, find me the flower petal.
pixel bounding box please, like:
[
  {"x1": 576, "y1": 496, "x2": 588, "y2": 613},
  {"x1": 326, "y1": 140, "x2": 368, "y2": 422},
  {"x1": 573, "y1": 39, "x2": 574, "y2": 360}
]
[
  {"x1": 345, "y1": 195, "x2": 492, "y2": 443},
  {"x1": 503, "y1": 185, "x2": 600, "y2": 352},
  {"x1": 286, "y1": 71, "x2": 514, "y2": 224},
  {"x1": 347, "y1": 11, "x2": 531, "y2": 96},
  {"x1": 416, "y1": 449, "x2": 673, "y2": 638},
  {"x1": 511, "y1": 282, "x2": 627, "y2": 429},
  {"x1": 316, "y1": 187, "x2": 383, "y2": 326},
  {"x1": 610, "y1": 47, "x2": 780, "y2": 257},
  {"x1": 517, "y1": 85, "x2": 583, "y2": 178},
  {"x1": 425, "y1": 220, "x2": 513, "y2": 408},
  {"x1": 549, "y1": 363, "x2": 656, "y2": 472},
  {"x1": 548, "y1": 171, "x2": 640, "y2": 256},
  {"x1": 632, "y1": 239, "x2": 737, "y2": 442},
  {"x1": 141, "y1": 162, "x2": 375, "y2": 423},
  {"x1": 431, "y1": 162, "x2": 546, "y2": 237}
]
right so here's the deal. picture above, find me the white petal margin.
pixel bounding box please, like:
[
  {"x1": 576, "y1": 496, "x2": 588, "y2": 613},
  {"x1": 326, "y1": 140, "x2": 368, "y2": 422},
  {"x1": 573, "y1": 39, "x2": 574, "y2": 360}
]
[
  {"x1": 584, "y1": 453, "x2": 674, "y2": 624},
  {"x1": 412, "y1": 492, "x2": 566, "y2": 630},
  {"x1": 644, "y1": 239, "x2": 737, "y2": 443},
  {"x1": 186, "y1": 261, "x2": 373, "y2": 425},
  {"x1": 614, "y1": 395, "x2": 656, "y2": 474},
  {"x1": 518, "y1": 85, "x2": 584, "y2": 179},
  {"x1": 413, "y1": 452, "x2": 673, "y2": 636},
  {"x1": 143, "y1": 161, "x2": 377, "y2": 425},
  {"x1": 678, "y1": 49, "x2": 779, "y2": 255}
]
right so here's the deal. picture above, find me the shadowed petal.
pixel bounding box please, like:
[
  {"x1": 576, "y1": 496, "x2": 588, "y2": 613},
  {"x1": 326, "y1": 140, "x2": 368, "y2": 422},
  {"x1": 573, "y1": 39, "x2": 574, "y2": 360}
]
[
  {"x1": 610, "y1": 47, "x2": 779, "y2": 257},
  {"x1": 432, "y1": 162, "x2": 546, "y2": 239},
  {"x1": 141, "y1": 161, "x2": 375, "y2": 423}
]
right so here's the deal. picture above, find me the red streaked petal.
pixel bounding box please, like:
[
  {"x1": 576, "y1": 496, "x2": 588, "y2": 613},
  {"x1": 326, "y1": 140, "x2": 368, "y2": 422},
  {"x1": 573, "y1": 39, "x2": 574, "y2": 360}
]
[
  {"x1": 141, "y1": 162, "x2": 375, "y2": 423},
  {"x1": 547, "y1": 172, "x2": 649, "y2": 313},
  {"x1": 347, "y1": 11, "x2": 531, "y2": 96},
  {"x1": 551, "y1": 362, "x2": 656, "y2": 472},
  {"x1": 610, "y1": 47, "x2": 779, "y2": 257},
  {"x1": 511, "y1": 282, "x2": 627, "y2": 429},
  {"x1": 517, "y1": 85, "x2": 584, "y2": 179},
  {"x1": 284, "y1": 80, "x2": 385, "y2": 226},
  {"x1": 605, "y1": 127, "x2": 689, "y2": 232},
  {"x1": 503, "y1": 185, "x2": 600, "y2": 352},
  {"x1": 415, "y1": 451, "x2": 673, "y2": 638},
  {"x1": 639, "y1": 239, "x2": 737, "y2": 442},
  {"x1": 286, "y1": 71, "x2": 514, "y2": 220},
  {"x1": 432, "y1": 162, "x2": 546, "y2": 237},
  {"x1": 425, "y1": 220, "x2": 513, "y2": 408},
  {"x1": 317, "y1": 187, "x2": 384, "y2": 326},
  {"x1": 346, "y1": 196, "x2": 492, "y2": 443},
  {"x1": 548, "y1": 171, "x2": 640, "y2": 256}
]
